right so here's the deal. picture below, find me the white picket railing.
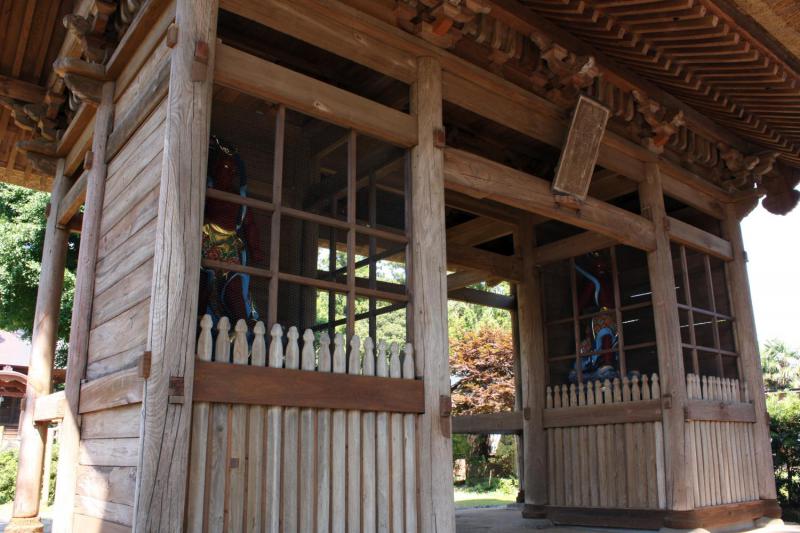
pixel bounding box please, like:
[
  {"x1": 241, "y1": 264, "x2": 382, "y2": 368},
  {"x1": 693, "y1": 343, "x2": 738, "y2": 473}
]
[
  {"x1": 686, "y1": 373, "x2": 750, "y2": 403},
  {"x1": 186, "y1": 315, "x2": 418, "y2": 533},
  {"x1": 546, "y1": 374, "x2": 660, "y2": 408}
]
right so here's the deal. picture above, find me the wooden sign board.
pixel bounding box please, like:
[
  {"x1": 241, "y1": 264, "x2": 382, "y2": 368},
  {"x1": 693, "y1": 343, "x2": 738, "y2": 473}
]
[{"x1": 552, "y1": 95, "x2": 610, "y2": 201}]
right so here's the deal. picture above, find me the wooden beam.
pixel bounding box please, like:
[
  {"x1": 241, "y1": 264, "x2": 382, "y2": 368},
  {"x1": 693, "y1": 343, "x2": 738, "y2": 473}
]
[
  {"x1": 78, "y1": 368, "x2": 144, "y2": 414},
  {"x1": 410, "y1": 56, "x2": 455, "y2": 532},
  {"x1": 56, "y1": 171, "x2": 87, "y2": 228},
  {"x1": 543, "y1": 400, "x2": 663, "y2": 428},
  {"x1": 452, "y1": 411, "x2": 523, "y2": 434},
  {"x1": 443, "y1": 148, "x2": 656, "y2": 251},
  {"x1": 446, "y1": 243, "x2": 522, "y2": 281},
  {"x1": 53, "y1": 82, "x2": 115, "y2": 533},
  {"x1": 639, "y1": 163, "x2": 692, "y2": 511},
  {"x1": 448, "y1": 286, "x2": 515, "y2": 309},
  {"x1": 220, "y1": 0, "x2": 417, "y2": 84},
  {"x1": 214, "y1": 44, "x2": 417, "y2": 148},
  {"x1": 666, "y1": 217, "x2": 733, "y2": 261},
  {"x1": 660, "y1": 163, "x2": 727, "y2": 219},
  {"x1": 683, "y1": 400, "x2": 756, "y2": 423},
  {"x1": 446, "y1": 217, "x2": 514, "y2": 246},
  {"x1": 517, "y1": 215, "x2": 549, "y2": 512},
  {"x1": 0, "y1": 74, "x2": 45, "y2": 103},
  {"x1": 721, "y1": 205, "x2": 777, "y2": 500},
  {"x1": 552, "y1": 96, "x2": 610, "y2": 200},
  {"x1": 10, "y1": 160, "x2": 70, "y2": 524},
  {"x1": 442, "y1": 71, "x2": 646, "y2": 182},
  {"x1": 446, "y1": 271, "x2": 485, "y2": 291},
  {"x1": 134, "y1": 2, "x2": 218, "y2": 530},
  {"x1": 533, "y1": 231, "x2": 618, "y2": 266},
  {"x1": 33, "y1": 391, "x2": 66, "y2": 423},
  {"x1": 193, "y1": 361, "x2": 424, "y2": 413}
]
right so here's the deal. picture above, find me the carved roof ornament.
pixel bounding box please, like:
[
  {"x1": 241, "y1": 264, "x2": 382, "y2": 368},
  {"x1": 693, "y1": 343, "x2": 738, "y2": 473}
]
[
  {"x1": 717, "y1": 143, "x2": 779, "y2": 193},
  {"x1": 632, "y1": 90, "x2": 685, "y2": 154},
  {"x1": 529, "y1": 30, "x2": 599, "y2": 107},
  {"x1": 395, "y1": 0, "x2": 490, "y2": 48},
  {"x1": 761, "y1": 169, "x2": 800, "y2": 216}
]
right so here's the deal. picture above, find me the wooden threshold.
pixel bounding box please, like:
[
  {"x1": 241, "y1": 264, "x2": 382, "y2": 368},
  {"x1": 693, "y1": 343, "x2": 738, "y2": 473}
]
[
  {"x1": 526, "y1": 499, "x2": 780, "y2": 529},
  {"x1": 193, "y1": 360, "x2": 425, "y2": 413}
]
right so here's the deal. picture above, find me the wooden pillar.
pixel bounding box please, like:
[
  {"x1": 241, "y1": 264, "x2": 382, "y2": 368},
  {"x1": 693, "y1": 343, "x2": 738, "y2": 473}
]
[
  {"x1": 7, "y1": 159, "x2": 70, "y2": 532},
  {"x1": 639, "y1": 162, "x2": 692, "y2": 511},
  {"x1": 52, "y1": 82, "x2": 115, "y2": 533},
  {"x1": 134, "y1": 1, "x2": 218, "y2": 530},
  {"x1": 410, "y1": 56, "x2": 455, "y2": 533},
  {"x1": 517, "y1": 216, "x2": 549, "y2": 515},
  {"x1": 721, "y1": 204, "x2": 777, "y2": 501}
]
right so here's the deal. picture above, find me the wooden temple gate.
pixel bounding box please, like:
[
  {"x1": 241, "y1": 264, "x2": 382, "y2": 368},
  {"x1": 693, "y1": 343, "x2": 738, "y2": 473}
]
[{"x1": 3, "y1": 0, "x2": 796, "y2": 531}]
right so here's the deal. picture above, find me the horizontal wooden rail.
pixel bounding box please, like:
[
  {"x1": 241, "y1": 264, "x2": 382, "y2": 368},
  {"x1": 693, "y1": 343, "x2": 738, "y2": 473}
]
[
  {"x1": 193, "y1": 360, "x2": 425, "y2": 413},
  {"x1": 533, "y1": 231, "x2": 618, "y2": 266},
  {"x1": 684, "y1": 400, "x2": 756, "y2": 423},
  {"x1": 34, "y1": 390, "x2": 66, "y2": 422},
  {"x1": 543, "y1": 399, "x2": 662, "y2": 428},
  {"x1": 215, "y1": 43, "x2": 417, "y2": 147},
  {"x1": 452, "y1": 411, "x2": 523, "y2": 434},
  {"x1": 667, "y1": 216, "x2": 733, "y2": 261},
  {"x1": 57, "y1": 171, "x2": 87, "y2": 227},
  {"x1": 78, "y1": 367, "x2": 144, "y2": 414}
]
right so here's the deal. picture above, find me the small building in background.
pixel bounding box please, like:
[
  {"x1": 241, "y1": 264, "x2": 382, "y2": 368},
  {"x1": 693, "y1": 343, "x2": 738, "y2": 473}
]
[{"x1": 0, "y1": 331, "x2": 31, "y2": 449}]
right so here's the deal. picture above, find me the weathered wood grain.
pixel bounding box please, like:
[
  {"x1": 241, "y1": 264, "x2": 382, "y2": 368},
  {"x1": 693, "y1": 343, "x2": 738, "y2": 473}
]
[
  {"x1": 133, "y1": 2, "x2": 218, "y2": 528},
  {"x1": 53, "y1": 81, "x2": 116, "y2": 533}
]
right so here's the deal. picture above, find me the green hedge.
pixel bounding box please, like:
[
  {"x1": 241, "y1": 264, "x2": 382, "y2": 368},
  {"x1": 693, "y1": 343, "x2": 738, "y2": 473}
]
[{"x1": 768, "y1": 393, "x2": 800, "y2": 511}]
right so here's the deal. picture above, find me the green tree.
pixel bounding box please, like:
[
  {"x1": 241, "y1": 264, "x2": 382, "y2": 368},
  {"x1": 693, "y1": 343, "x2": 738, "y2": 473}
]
[
  {"x1": 762, "y1": 340, "x2": 800, "y2": 391},
  {"x1": 0, "y1": 183, "x2": 78, "y2": 365}
]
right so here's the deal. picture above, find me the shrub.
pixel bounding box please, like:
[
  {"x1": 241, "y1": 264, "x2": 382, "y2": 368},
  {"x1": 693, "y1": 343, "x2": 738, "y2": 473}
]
[
  {"x1": 767, "y1": 393, "x2": 800, "y2": 508},
  {"x1": 0, "y1": 448, "x2": 18, "y2": 504}
]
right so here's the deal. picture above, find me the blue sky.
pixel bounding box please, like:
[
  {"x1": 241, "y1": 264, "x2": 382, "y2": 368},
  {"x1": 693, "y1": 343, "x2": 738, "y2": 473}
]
[{"x1": 741, "y1": 203, "x2": 800, "y2": 351}]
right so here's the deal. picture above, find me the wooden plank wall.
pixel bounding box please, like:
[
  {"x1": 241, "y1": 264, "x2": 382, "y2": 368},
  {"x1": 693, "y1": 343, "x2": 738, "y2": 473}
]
[
  {"x1": 685, "y1": 374, "x2": 760, "y2": 507},
  {"x1": 72, "y1": 35, "x2": 169, "y2": 531},
  {"x1": 545, "y1": 375, "x2": 667, "y2": 510},
  {"x1": 187, "y1": 316, "x2": 420, "y2": 532}
]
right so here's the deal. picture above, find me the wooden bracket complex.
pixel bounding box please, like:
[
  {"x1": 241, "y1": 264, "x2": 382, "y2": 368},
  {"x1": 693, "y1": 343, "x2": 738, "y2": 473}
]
[{"x1": 191, "y1": 40, "x2": 209, "y2": 82}]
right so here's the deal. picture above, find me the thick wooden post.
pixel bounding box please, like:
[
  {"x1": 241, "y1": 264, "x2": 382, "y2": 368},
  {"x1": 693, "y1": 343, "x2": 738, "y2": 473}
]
[
  {"x1": 721, "y1": 204, "x2": 777, "y2": 502},
  {"x1": 52, "y1": 82, "x2": 115, "y2": 533},
  {"x1": 639, "y1": 162, "x2": 692, "y2": 511},
  {"x1": 7, "y1": 159, "x2": 70, "y2": 533},
  {"x1": 517, "y1": 216, "x2": 549, "y2": 516},
  {"x1": 410, "y1": 55, "x2": 455, "y2": 533},
  {"x1": 133, "y1": 1, "x2": 218, "y2": 530}
]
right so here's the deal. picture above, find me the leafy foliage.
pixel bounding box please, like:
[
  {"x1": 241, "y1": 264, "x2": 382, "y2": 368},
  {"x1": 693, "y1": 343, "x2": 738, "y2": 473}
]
[
  {"x1": 450, "y1": 326, "x2": 515, "y2": 415},
  {"x1": 762, "y1": 340, "x2": 800, "y2": 391},
  {"x1": 768, "y1": 393, "x2": 800, "y2": 509},
  {"x1": 0, "y1": 449, "x2": 17, "y2": 504},
  {"x1": 0, "y1": 184, "x2": 78, "y2": 365}
]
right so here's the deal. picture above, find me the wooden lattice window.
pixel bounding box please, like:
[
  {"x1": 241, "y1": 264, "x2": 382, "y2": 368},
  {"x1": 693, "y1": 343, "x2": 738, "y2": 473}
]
[
  {"x1": 541, "y1": 245, "x2": 658, "y2": 386},
  {"x1": 200, "y1": 89, "x2": 410, "y2": 344},
  {"x1": 672, "y1": 243, "x2": 739, "y2": 379}
]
